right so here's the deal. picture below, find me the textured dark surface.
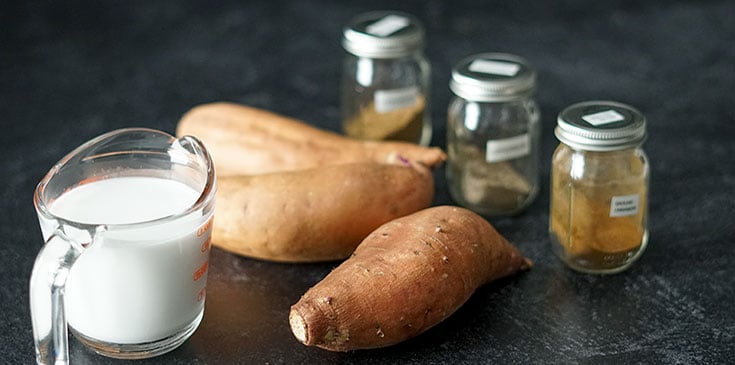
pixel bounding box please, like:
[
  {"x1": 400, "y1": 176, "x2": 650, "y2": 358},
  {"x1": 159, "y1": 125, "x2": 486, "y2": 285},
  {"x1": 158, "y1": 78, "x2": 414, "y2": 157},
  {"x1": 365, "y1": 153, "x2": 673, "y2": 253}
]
[{"x1": 2, "y1": 0, "x2": 734, "y2": 364}]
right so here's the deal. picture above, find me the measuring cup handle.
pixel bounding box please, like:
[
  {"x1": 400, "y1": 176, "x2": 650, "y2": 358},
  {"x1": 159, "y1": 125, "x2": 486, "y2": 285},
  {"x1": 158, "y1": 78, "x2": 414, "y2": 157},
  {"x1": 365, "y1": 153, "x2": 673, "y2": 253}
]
[{"x1": 29, "y1": 232, "x2": 83, "y2": 365}]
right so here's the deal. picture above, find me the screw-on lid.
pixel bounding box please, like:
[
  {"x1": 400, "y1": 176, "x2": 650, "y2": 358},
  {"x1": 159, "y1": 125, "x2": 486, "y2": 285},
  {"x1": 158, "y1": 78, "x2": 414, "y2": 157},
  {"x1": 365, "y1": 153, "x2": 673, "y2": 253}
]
[
  {"x1": 342, "y1": 11, "x2": 424, "y2": 59},
  {"x1": 555, "y1": 101, "x2": 647, "y2": 151},
  {"x1": 450, "y1": 53, "x2": 536, "y2": 102}
]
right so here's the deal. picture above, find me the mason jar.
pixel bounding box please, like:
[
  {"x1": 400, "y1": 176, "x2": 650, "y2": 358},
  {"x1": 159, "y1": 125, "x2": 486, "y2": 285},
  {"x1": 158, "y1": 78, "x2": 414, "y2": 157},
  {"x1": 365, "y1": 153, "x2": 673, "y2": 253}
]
[
  {"x1": 446, "y1": 53, "x2": 540, "y2": 216},
  {"x1": 550, "y1": 101, "x2": 649, "y2": 274},
  {"x1": 340, "y1": 11, "x2": 431, "y2": 146}
]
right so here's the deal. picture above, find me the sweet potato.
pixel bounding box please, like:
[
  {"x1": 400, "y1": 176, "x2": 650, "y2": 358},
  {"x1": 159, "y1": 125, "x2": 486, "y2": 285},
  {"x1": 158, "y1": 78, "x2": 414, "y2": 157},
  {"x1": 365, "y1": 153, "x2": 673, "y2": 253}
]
[
  {"x1": 213, "y1": 158, "x2": 434, "y2": 262},
  {"x1": 289, "y1": 206, "x2": 531, "y2": 351},
  {"x1": 176, "y1": 102, "x2": 446, "y2": 176}
]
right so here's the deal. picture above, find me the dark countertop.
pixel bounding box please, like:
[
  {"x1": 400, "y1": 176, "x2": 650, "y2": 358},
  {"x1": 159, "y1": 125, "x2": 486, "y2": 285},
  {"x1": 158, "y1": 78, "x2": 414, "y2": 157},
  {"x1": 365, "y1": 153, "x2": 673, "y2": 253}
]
[{"x1": 2, "y1": 1, "x2": 734, "y2": 364}]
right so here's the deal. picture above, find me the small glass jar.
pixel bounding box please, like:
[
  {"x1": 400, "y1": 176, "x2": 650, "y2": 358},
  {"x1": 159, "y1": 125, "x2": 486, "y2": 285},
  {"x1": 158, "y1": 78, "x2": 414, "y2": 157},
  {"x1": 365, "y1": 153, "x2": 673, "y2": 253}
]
[
  {"x1": 340, "y1": 11, "x2": 431, "y2": 146},
  {"x1": 550, "y1": 101, "x2": 649, "y2": 274},
  {"x1": 446, "y1": 53, "x2": 540, "y2": 216}
]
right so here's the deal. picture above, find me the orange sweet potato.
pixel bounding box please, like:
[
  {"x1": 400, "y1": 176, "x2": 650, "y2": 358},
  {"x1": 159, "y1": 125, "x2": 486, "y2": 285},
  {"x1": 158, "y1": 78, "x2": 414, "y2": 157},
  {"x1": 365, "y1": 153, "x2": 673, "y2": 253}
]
[
  {"x1": 289, "y1": 206, "x2": 531, "y2": 351},
  {"x1": 213, "y1": 159, "x2": 434, "y2": 262},
  {"x1": 176, "y1": 102, "x2": 446, "y2": 176}
]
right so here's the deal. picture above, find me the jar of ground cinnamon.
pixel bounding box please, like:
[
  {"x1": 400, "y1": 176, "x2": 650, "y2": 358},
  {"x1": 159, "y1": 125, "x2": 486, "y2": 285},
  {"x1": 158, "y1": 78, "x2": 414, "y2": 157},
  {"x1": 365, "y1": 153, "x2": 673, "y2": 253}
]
[
  {"x1": 340, "y1": 11, "x2": 431, "y2": 146},
  {"x1": 446, "y1": 53, "x2": 540, "y2": 216},
  {"x1": 550, "y1": 101, "x2": 649, "y2": 274}
]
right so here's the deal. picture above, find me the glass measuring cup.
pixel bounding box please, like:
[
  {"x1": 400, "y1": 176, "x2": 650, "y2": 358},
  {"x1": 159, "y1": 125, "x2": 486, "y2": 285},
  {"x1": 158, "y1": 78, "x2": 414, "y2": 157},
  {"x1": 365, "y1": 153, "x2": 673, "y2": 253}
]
[{"x1": 30, "y1": 128, "x2": 216, "y2": 364}]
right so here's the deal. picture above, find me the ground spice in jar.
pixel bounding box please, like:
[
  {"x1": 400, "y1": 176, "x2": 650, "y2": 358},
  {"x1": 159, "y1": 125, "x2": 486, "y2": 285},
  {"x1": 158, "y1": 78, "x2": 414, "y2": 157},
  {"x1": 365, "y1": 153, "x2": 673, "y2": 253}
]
[
  {"x1": 445, "y1": 53, "x2": 541, "y2": 217},
  {"x1": 344, "y1": 95, "x2": 426, "y2": 143},
  {"x1": 549, "y1": 101, "x2": 649, "y2": 274},
  {"x1": 550, "y1": 148, "x2": 648, "y2": 266},
  {"x1": 340, "y1": 11, "x2": 432, "y2": 146},
  {"x1": 452, "y1": 143, "x2": 532, "y2": 213}
]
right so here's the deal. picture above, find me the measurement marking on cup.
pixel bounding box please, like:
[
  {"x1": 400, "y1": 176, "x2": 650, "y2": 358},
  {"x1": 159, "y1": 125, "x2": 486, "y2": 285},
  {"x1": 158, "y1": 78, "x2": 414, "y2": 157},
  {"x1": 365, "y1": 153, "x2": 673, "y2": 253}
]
[
  {"x1": 197, "y1": 217, "x2": 213, "y2": 237},
  {"x1": 193, "y1": 260, "x2": 209, "y2": 281},
  {"x1": 196, "y1": 286, "x2": 206, "y2": 302},
  {"x1": 200, "y1": 237, "x2": 211, "y2": 252}
]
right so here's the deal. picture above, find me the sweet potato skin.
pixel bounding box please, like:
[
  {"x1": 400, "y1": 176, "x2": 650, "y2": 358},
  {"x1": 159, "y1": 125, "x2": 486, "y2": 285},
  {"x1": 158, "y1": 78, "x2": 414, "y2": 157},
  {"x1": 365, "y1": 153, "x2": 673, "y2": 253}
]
[
  {"x1": 213, "y1": 161, "x2": 434, "y2": 262},
  {"x1": 289, "y1": 206, "x2": 531, "y2": 351},
  {"x1": 176, "y1": 102, "x2": 446, "y2": 176}
]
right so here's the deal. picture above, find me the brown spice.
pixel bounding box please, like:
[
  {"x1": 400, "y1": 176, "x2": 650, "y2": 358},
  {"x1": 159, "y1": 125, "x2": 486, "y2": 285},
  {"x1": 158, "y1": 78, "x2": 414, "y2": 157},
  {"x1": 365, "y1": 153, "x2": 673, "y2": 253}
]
[
  {"x1": 344, "y1": 96, "x2": 425, "y2": 143},
  {"x1": 449, "y1": 143, "x2": 532, "y2": 215},
  {"x1": 550, "y1": 145, "x2": 647, "y2": 269}
]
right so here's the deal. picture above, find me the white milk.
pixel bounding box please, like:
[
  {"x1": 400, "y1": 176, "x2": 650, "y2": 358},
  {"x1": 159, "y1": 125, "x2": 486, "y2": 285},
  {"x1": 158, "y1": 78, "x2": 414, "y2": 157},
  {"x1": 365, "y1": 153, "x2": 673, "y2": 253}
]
[{"x1": 47, "y1": 176, "x2": 212, "y2": 344}]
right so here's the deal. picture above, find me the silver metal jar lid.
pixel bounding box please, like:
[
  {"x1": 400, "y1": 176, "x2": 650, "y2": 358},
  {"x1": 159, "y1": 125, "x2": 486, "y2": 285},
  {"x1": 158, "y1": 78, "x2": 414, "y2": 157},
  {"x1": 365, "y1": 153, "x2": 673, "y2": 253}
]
[
  {"x1": 450, "y1": 53, "x2": 536, "y2": 102},
  {"x1": 342, "y1": 11, "x2": 424, "y2": 59},
  {"x1": 555, "y1": 101, "x2": 647, "y2": 151}
]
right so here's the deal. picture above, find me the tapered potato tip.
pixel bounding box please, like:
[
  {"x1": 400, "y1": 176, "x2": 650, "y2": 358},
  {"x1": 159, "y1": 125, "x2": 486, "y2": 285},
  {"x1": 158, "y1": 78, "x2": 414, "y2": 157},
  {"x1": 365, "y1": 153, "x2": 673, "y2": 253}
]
[
  {"x1": 521, "y1": 258, "x2": 533, "y2": 270},
  {"x1": 289, "y1": 304, "x2": 350, "y2": 351},
  {"x1": 289, "y1": 309, "x2": 308, "y2": 344},
  {"x1": 288, "y1": 206, "x2": 531, "y2": 352}
]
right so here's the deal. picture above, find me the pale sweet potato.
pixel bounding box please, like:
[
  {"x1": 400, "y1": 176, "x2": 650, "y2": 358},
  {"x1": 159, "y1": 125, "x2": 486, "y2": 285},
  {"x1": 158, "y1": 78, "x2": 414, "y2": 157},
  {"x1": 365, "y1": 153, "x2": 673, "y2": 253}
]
[
  {"x1": 213, "y1": 159, "x2": 434, "y2": 262},
  {"x1": 289, "y1": 206, "x2": 531, "y2": 351},
  {"x1": 176, "y1": 102, "x2": 446, "y2": 176}
]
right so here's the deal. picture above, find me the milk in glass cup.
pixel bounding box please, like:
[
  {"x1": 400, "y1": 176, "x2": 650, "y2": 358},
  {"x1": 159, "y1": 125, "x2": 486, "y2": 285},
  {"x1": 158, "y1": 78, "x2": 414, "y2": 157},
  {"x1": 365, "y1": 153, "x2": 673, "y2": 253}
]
[{"x1": 30, "y1": 128, "x2": 216, "y2": 364}]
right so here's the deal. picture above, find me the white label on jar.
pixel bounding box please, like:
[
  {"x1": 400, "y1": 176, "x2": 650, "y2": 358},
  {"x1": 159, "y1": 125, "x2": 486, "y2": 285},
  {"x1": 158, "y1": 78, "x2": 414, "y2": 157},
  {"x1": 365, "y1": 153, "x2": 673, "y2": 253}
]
[
  {"x1": 468, "y1": 59, "x2": 521, "y2": 77},
  {"x1": 610, "y1": 194, "x2": 640, "y2": 217},
  {"x1": 485, "y1": 134, "x2": 530, "y2": 163},
  {"x1": 582, "y1": 110, "x2": 625, "y2": 126},
  {"x1": 365, "y1": 15, "x2": 410, "y2": 37},
  {"x1": 374, "y1": 87, "x2": 419, "y2": 113}
]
